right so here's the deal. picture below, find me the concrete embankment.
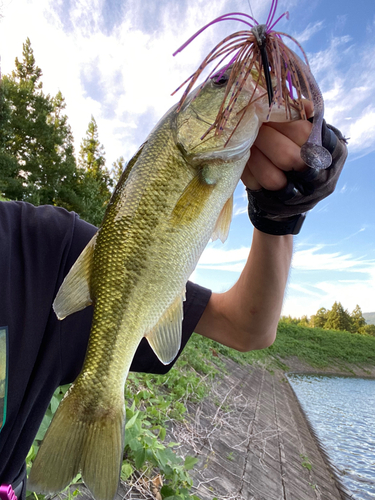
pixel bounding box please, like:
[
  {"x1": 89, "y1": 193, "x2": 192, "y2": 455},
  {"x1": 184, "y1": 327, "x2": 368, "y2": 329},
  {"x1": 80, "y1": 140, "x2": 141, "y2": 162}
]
[
  {"x1": 170, "y1": 358, "x2": 355, "y2": 500},
  {"x1": 74, "y1": 356, "x2": 369, "y2": 500}
]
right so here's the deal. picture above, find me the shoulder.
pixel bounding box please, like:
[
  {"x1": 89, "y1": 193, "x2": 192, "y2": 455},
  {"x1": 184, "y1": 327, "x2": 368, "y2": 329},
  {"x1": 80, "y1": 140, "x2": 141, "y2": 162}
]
[{"x1": 0, "y1": 201, "x2": 97, "y2": 270}]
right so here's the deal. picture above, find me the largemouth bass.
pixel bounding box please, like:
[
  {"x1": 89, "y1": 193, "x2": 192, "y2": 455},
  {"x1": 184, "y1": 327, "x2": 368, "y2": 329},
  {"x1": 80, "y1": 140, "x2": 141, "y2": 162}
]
[{"x1": 28, "y1": 67, "x2": 297, "y2": 500}]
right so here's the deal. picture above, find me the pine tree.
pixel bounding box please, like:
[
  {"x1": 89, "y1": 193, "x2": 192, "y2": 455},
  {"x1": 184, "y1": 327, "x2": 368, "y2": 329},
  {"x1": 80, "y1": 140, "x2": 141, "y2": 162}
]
[
  {"x1": 111, "y1": 156, "x2": 126, "y2": 184},
  {"x1": 0, "y1": 38, "x2": 79, "y2": 207},
  {"x1": 350, "y1": 305, "x2": 366, "y2": 333},
  {"x1": 78, "y1": 116, "x2": 113, "y2": 226},
  {"x1": 311, "y1": 307, "x2": 328, "y2": 328},
  {"x1": 298, "y1": 315, "x2": 310, "y2": 327},
  {"x1": 324, "y1": 302, "x2": 352, "y2": 332},
  {"x1": 358, "y1": 324, "x2": 375, "y2": 336}
]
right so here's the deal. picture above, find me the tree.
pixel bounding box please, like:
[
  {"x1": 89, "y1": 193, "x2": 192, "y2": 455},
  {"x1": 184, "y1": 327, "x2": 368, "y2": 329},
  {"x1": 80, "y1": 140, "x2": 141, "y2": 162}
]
[
  {"x1": 324, "y1": 302, "x2": 352, "y2": 332},
  {"x1": 111, "y1": 156, "x2": 126, "y2": 184},
  {"x1": 77, "y1": 116, "x2": 113, "y2": 226},
  {"x1": 350, "y1": 305, "x2": 366, "y2": 333},
  {"x1": 298, "y1": 315, "x2": 310, "y2": 327},
  {"x1": 311, "y1": 307, "x2": 328, "y2": 328},
  {"x1": 0, "y1": 38, "x2": 79, "y2": 207},
  {"x1": 358, "y1": 324, "x2": 375, "y2": 336}
]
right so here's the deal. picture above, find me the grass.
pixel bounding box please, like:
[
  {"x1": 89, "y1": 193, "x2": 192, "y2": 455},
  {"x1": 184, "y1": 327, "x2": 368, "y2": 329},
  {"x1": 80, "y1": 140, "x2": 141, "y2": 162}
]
[
  {"x1": 268, "y1": 321, "x2": 375, "y2": 368},
  {"x1": 184, "y1": 320, "x2": 375, "y2": 371}
]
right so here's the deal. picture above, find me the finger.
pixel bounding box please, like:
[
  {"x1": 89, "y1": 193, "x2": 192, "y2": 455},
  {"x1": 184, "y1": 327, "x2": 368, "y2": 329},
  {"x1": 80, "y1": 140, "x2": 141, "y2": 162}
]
[
  {"x1": 265, "y1": 119, "x2": 312, "y2": 148},
  {"x1": 245, "y1": 146, "x2": 288, "y2": 191},
  {"x1": 241, "y1": 162, "x2": 261, "y2": 190},
  {"x1": 302, "y1": 99, "x2": 314, "y2": 118},
  {"x1": 263, "y1": 99, "x2": 313, "y2": 147},
  {"x1": 253, "y1": 125, "x2": 307, "y2": 172}
]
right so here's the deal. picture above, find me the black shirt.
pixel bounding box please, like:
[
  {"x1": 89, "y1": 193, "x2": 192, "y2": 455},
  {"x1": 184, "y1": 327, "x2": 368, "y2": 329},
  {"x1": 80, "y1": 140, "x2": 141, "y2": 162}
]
[{"x1": 0, "y1": 201, "x2": 211, "y2": 489}]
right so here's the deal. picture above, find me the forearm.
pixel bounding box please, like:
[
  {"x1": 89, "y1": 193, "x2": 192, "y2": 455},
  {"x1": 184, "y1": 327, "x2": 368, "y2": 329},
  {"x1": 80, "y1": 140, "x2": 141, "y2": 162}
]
[{"x1": 195, "y1": 229, "x2": 293, "y2": 351}]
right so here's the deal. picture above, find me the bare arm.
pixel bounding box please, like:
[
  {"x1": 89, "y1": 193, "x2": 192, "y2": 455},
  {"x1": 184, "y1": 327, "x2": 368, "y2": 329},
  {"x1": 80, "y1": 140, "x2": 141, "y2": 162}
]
[
  {"x1": 195, "y1": 230, "x2": 293, "y2": 351},
  {"x1": 195, "y1": 102, "x2": 315, "y2": 351}
]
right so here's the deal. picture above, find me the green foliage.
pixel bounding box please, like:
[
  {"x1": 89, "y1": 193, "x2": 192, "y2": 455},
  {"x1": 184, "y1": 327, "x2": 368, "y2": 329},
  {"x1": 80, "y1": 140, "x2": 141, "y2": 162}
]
[
  {"x1": 122, "y1": 402, "x2": 198, "y2": 497},
  {"x1": 351, "y1": 304, "x2": 366, "y2": 331},
  {"x1": 280, "y1": 315, "x2": 300, "y2": 325},
  {"x1": 358, "y1": 324, "x2": 375, "y2": 336},
  {"x1": 324, "y1": 301, "x2": 352, "y2": 332},
  {"x1": 310, "y1": 303, "x2": 368, "y2": 334},
  {"x1": 311, "y1": 307, "x2": 328, "y2": 328},
  {"x1": 0, "y1": 39, "x2": 115, "y2": 226},
  {"x1": 77, "y1": 116, "x2": 113, "y2": 226},
  {"x1": 300, "y1": 454, "x2": 313, "y2": 471},
  {"x1": 111, "y1": 156, "x2": 126, "y2": 184},
  {"x1": 298, "y1": 315, "x2": 310, "y2": 327},
  {"x1": 0, "y1": 39, "x2": 79, "y2": 208},
  {"x1": 269, "y1": 320, "x2": 375, "y2": 368}
]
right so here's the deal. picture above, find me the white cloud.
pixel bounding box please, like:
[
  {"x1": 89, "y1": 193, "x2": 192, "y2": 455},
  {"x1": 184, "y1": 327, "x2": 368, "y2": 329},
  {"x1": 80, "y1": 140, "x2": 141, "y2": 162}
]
[
  {"x1": 346, "y1": 107, "x2": 375, "y2": 152},
  {"x1": 292, "y1": 244, "x2": 375, "y2": 273},
  {"x1": 198, "y1": 245, "x2": 250, "y2": 268},
  {"x1": 291, "y1": 20, "x2": 325, "y2": 44},
  {"x1": 283, "y1": 274, "x2": 375, "y2": 318},
  {"x1": 308, "y1": 34, "x2": 375, "y2": 155},
  {"x1": 283, "y1": 243, "x2": 375, "y2": 317}
]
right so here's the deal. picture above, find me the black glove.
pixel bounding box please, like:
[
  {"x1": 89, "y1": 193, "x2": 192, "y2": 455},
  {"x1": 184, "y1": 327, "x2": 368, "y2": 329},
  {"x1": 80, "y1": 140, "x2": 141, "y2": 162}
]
[{"x1": 247, "y1": 121, "x2": 348, "y2": 235}]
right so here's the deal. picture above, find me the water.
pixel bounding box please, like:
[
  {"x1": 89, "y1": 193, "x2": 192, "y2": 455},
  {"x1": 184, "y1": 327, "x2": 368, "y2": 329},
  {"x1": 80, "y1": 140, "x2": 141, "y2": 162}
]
[{"x1": 287, "y1": 374, "x2": 375, "y2": 500}]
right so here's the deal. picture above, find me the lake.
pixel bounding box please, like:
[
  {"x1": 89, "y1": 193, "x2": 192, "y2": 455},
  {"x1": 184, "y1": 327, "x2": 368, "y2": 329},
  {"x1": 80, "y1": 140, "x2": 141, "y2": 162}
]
[{"x1": 287, "y1": 374, "x2": 375, "y2": 500}]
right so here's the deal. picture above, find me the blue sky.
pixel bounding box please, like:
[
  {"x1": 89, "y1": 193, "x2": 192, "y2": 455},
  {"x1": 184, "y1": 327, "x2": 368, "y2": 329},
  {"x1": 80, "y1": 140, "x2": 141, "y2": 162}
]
[{"x1": 0, "y1": 0, "x2": 374, "y2": 318}]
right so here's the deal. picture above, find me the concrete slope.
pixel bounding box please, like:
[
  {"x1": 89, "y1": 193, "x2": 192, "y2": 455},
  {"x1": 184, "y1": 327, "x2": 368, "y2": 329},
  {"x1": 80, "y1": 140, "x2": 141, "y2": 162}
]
[{"x1": 170, "y1": 359, "x2": 352, "y2": 500}]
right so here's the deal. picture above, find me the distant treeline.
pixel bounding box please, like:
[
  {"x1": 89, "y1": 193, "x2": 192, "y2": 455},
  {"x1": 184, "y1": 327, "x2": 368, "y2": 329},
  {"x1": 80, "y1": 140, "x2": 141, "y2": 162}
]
[{"x1": 281, "y1": 302, "x2": 375, "y2": 336}]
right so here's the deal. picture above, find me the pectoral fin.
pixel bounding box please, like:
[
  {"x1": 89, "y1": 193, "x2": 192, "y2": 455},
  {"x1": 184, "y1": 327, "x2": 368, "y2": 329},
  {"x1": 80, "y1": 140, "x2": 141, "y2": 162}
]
[
  {"x1": 53, "y1": 233, "x2": 97, "y2": 320},
  {"x1": 171, "y1": 174, "x2": 214, "y2": 226},
  {"x1": 211, "y1": 195, "x2": 233, "y2": 243},
  {"x1": 145, "y1": 291, "x2": 185, "y2": 365}
]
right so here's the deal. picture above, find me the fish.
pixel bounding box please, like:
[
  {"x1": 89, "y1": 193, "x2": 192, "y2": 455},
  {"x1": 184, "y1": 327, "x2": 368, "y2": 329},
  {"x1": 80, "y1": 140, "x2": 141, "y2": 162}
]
[{"x1": 28, "y1": 63, "x2": 299, "y2": 500}]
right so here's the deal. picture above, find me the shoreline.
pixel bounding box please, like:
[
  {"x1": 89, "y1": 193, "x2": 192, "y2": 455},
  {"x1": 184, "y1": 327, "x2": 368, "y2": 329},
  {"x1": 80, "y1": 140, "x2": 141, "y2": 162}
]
[
  {"x1": 280, "y1": 355, "x2": 375, "y2": 379},
  {"x1": 172, "y1": 358, "x2": 355, "y2": 500}
]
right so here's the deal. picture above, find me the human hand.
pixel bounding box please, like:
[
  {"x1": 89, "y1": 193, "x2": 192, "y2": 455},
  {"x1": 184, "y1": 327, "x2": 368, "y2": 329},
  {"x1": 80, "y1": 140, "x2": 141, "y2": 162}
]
[
  {"x1": 242, "y1": 100, "x2": 314, "y2": 191},
  {"x1": 243, "y1": 101, "x2": 348, "y2": 235}
]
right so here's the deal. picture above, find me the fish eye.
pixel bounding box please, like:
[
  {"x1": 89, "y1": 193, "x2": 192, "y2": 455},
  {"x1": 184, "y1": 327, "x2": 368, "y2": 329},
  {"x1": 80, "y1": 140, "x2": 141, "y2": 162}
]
[{"x1": 212, "y1": 74, "x2": 229, "y2": 86}]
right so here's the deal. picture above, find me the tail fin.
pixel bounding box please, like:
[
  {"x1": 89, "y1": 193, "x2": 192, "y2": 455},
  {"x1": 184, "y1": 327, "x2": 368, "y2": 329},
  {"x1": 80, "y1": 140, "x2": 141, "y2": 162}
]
[{"x1": 28, "y1": 385, "x2": 125, "y2": 500}]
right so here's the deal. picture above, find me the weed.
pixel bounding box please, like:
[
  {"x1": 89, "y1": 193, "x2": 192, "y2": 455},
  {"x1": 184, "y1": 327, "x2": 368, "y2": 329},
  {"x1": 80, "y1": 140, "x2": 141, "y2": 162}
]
[{"x1": 300, "y1": 454, "x2": 313, "y2": 471}]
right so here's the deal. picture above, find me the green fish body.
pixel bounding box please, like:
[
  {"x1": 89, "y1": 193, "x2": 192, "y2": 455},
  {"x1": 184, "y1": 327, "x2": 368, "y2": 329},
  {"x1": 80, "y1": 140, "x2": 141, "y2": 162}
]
[{"x1": 29, "y1": 68, "x2": 296, "y2": 500}]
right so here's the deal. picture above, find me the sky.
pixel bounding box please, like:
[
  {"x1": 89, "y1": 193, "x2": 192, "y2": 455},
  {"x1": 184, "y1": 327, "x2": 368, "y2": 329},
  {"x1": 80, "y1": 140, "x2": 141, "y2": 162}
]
[{"x1": 0, "y1": 0, "x2": 374, "y2": 319}]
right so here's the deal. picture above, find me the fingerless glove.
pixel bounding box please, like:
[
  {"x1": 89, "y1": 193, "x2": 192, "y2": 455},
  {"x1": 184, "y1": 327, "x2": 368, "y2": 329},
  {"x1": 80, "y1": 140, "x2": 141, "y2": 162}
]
[{"x1": 247, "y1": 121, "x2": 348, "y2": 235}]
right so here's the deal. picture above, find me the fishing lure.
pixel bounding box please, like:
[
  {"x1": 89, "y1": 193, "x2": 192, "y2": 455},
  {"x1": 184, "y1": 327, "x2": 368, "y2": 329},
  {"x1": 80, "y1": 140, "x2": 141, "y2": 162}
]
[{"x1": 172, "y1": 0, "x2": 332, "y2": 170}]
